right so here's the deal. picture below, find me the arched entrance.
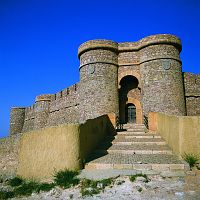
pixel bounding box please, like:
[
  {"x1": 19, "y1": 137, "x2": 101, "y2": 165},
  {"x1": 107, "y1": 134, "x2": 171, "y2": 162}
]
[
  {"x1": 125, "y1": 103, "x2": 136, "y2": 123},
  {"x1": 119, "y1": 74, "x2": 142, "y2": 124}
]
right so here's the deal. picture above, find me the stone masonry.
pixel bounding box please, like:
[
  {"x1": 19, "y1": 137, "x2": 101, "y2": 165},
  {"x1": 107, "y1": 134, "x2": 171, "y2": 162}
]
[{"x1": 10, "y1": 34, "x2": 200, "y2": 135}]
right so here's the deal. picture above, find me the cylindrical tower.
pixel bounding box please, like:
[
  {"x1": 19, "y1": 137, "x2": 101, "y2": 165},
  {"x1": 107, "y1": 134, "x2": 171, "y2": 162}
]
[
  {"x1": 78, "y1": 40, "x2": 119, "y2": 122},
  {"x1": 10, "y1": 107, "x2": 25, "y2": 135},
  {"x1": 139, "y1": 34, "x2": 186, "y2": 116},
  {"x1": 34, "y1": 94, "x2": 52, "y2": 129}
]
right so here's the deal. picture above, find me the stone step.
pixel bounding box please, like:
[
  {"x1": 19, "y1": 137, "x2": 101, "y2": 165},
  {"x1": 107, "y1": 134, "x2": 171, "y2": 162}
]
[
  {"x1": 96, "y1": 144, "x2": 172, "y2": 155},
  {"x1": 123, "y1": 124, "x2": 145, "y2": 128},
  {"x1": 117, "y1": 131, "x2": 146, "y2": 135},
  {"x1": 79, "y1": 169, "x2": 186, "y2": 180},
  {"x1": 97, "y1": 149, "x2": 172, "y2": 155},
  {"x1": 99, "y1": 141, "x2": 170, "y2": 149},
  {"x1": 112, "y1": 142, "x2": 166, "y2": 146},
  {"x1": 85, "y1": 153, "x2": 186, "y2": 171},
  {"x1": 127, "y1": 128, "x2": 147, "y2": 132},
  {"x1": 85, "y1": 163, "x2": 185, "y2": 171},
  {"x1": 113, "y1": 137, "x2": 163, "y2": 141},
  {"x1": 123, "y1": 127, "x2": 146, "y2": 131},
  {"x1": 112, "y1": 138, "x2": 166, "y2": 145},
  {"x1": 115, "y1": 134, "x2": 162, "y2": 139}
]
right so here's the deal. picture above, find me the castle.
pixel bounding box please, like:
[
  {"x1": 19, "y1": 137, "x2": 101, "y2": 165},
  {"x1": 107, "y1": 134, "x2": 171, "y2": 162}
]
[
  {"x1": 10, "y1": 34, "x2": 200, "y2": 135},
  {"x1": 1, "y1": 33, "x2": 199, "y2": 180}
]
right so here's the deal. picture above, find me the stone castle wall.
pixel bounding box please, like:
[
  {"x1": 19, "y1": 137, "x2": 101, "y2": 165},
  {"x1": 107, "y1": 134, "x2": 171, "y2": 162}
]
[
  {"x1": 0, "y1": 134, "x2": 21, "y2": 176},
  {"x1": 10, "y1": 108, "x2": 25, "y2": 135},
  {"x1": 10, "y1": 83, "x2": 80, "y2": 135},
  {"x1": 184, "y1": 73, "x2": 200, "y2": 116},
  {"x1": 47, "y1": 83, "x2": 80, "y2": 126},
  {"x1": 9, "y1": 34, "x2": 199, "y2": 135}
]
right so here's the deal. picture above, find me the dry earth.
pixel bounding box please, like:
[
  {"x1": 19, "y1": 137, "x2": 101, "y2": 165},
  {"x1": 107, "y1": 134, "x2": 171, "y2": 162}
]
[{"x1": 1, "y1": 170, "x2": 199, "y2": 200}]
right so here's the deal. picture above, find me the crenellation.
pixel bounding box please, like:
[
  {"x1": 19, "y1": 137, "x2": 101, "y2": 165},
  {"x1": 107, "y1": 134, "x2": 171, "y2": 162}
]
[{"x1": 55, "y1": 91, "x2": 62, "y2": 99}]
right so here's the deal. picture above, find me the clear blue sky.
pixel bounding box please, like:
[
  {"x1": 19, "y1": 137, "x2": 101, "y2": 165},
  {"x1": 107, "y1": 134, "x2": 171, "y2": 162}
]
[{"x1": 0, "y1": 0, "x2": 200, "y2": 137}]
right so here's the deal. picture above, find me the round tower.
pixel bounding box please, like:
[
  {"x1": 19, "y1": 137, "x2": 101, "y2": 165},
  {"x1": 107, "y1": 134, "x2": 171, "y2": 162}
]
[
  {"x1": 10, "y1": 107, "x2": 25, "y2": 135},
  {"x1": 78, "y1": 40, "x2": 119, "y2": 122},
  {"x1": 34, "y1": 94, "x2": 52, "y2": 129},
  {"x1": 139, "y1": 34, "x2": 186, "y2": 116}
]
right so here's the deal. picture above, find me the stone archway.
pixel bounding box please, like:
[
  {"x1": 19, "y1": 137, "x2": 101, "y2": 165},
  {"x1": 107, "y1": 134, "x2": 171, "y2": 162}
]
[
  {"x1": 119, "y1": 75, "x2": 142, "y2": 124},
  {"x1": 118, "y1": 71, "x2": 141, "y2": 88}
]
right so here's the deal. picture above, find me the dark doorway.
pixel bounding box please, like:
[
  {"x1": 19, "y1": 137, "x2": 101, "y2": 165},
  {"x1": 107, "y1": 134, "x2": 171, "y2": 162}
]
[{"x1": 125, "y1": 103, "x2": 136, "y2": 123}]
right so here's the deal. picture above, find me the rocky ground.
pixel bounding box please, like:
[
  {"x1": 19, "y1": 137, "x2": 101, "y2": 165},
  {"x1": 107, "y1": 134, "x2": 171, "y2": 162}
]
[{"x1": 1, "y1": 169, "x2": 200, "y2": 200}]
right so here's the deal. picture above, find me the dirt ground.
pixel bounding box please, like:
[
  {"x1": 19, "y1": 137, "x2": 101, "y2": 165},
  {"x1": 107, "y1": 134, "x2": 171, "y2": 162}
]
[{"x1": 4, "y1": 169, "x2": 199, "y2": 200}]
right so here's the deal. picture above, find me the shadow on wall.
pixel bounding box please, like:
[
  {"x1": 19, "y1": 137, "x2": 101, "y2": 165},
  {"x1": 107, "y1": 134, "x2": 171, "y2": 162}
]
[{"x1": 15, "y1": 114, "x2": 116, "y2": 180}]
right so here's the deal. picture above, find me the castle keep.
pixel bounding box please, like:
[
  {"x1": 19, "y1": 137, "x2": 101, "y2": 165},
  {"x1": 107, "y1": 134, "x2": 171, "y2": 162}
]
[{"x1": 10, "y1": 34, "x2": 200, "y2": 135}]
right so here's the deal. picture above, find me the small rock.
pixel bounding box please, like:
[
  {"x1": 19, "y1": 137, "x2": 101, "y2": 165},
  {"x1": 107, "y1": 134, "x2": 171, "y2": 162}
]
[
  {"x1": 136, "y1": 185, "x2": 143, "y2": 192},
  {"x1": 136, "y1": 176, "x2": 146, "y2": 182},
  {"x1": 49, "y1": 187, "x2": 62, "y2": 198},
  {"x1": 188, "y1": 190, "x2": 196, "y2": 195},
  {"x1": 116, "y1": 180, "x2": 125, "y2": 185},
  {"x1": 175, "y1": 191, "x2": 184, "y2": 197},
  {"x1": 97, "y1": 182, "x2": 103, "y2": 189}
]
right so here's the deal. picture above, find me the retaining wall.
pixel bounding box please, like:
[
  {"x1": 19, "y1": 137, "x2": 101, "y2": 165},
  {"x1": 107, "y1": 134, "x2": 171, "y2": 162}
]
[
  {"x1": 17, "y1": 114, "x2": 115, "y2": 180},
  {"x1": 149, "y1": 112, "x2": 200, "y2": 157}
]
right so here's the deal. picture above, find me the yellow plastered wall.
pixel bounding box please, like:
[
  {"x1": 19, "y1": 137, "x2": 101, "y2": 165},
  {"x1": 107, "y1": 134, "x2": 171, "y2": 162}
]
[
  {"x1": 17, "y1": 115, "x2": 115, "y2": 180},
  {"x1": 149, "y1": 112, "x2": 200, "y2": 157},
  {"x1": 179, "y1": 117, "x2": 200, "y2": 155},
  {"x1": 17, "y1": 124, "x2": 81, "y2": 180}
]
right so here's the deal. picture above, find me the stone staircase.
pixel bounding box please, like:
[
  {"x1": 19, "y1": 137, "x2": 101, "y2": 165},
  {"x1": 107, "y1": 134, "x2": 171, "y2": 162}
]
[{"x1": 85, "y1": 124, "x2": 187, "y2": 173}]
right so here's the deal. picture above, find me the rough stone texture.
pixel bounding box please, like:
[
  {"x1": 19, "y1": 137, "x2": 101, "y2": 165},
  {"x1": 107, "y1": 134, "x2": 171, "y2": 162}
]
[
  {"x1": 21, "y1": 83, "x2": 80, "y2": 133},
  {"x1": 9, "y1": 34, "x2": 199, "y2": 134},
  {"x1": 34, "y1": 94, "x2": 52, "y2": 130},
  {"x1": 184, "y1": 72, "x2": 200, "y2": 116},
  {"x1": 140, "y1": 46, "x2": 186, "y2": 116},
  {"x1": 10, "y1": 107, "x2": 25, "y2": 135},
  {"x1": 79, "y1": 41, "x2": 119, "y2": 122},
  {"x1": 0, "y1": 134, "x2": 21, "y2": 177}
]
